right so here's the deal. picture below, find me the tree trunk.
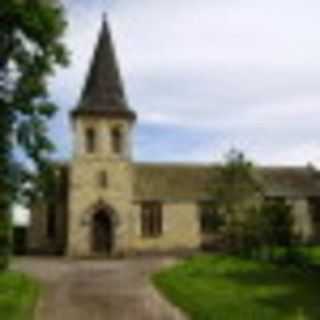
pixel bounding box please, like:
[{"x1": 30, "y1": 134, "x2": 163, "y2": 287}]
[{"x1": 0, "y1": 27, "x2": 15, "y2": 271}]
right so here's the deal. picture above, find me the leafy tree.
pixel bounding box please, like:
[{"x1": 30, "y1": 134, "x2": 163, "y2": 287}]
[
  {"x1": 209, "y1": 150, "x2": 299, "y2": 263},
  {"x1": 210, "y1": 149, "x2": 261, "y2": 251},
  {"x1": 239, "y1": 206, "x2": 262, "y2": 258},
  {"x1": 211, "y1": 149, "x2": 260, "y2": 218},
  {"x1": 201, "y1": 208, "x2": 225, "y2": 233},
  {"x1": 230, "y1": 197, "x2": 295, "y2": 262},
  {"x1": 0, "y1": 0, "x2": 68, "y2": 269},
  {"x1": 259, "y1": 201, "x2": 294, "y2": 262}
]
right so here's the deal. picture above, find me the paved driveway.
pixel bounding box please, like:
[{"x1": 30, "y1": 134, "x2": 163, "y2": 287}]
[{"x1": 14, "y1": 257, "x2": 186, "y2": 320}]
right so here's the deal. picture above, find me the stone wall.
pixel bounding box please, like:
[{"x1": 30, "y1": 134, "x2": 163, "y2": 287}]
[
  {"x1": 129, "y1": 202, "x2": 201, "y2": 253},
  {"x1": 290, "y1": 198, "x2": 314, "y2": 242},
  {"x1": 72, "y1": 117, "x2": 133, "y2": 161},
  {"x1": 27, "y1": 202, "x2": 48, "y2": 253},
  {"x1": 68, "y1": 155, "x2": 202, "y2": 256},
  {"x1": 27, "y1": 200, "x2": 67, "y2": 255},
  {"x1": 67, "y1": 114, "x2": 135, "y2": 257},
  {"x1": 67, "y1": 158, "x2": 134, "y2": 256}
]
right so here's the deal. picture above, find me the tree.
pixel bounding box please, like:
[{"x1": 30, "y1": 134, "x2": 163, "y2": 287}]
[
  {"x1": 210, "y1": 149, "x2": 261, "y2": 252},
  {"x1": 0, "y1": 0, "x2": 68, "y2": 269},
  {"x1": 209, "y1": 150, "x2": 298, "y2": 263},
  {"x1": 258, "y1": 201, "x2": 294, "y2": 262}
]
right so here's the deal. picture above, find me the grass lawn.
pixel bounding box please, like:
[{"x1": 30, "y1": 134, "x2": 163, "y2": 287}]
[
  {"x1": 0, "y1": 271, "x2": 39, "y2": 320},
  {"x1": 273, "y1": 246, "x2": 320, "y2": 267},
  {"x1": 153, "y1": 254, "x2": 320, "y2": 320},
  {"x1": 304, "y1": 246, "x2": 320, "y2": 265}
]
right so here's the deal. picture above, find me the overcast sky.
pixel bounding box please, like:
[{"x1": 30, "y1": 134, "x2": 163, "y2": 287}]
[{"x1": 48, "y1": 0, "x2": 320, "y2": 166}]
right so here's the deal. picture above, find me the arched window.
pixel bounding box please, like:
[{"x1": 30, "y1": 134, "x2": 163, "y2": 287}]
[
  {"x1": 85, "y1": 128, "x2": 96, "y2": 153},
  {"x1": 111, "y1": 127, "x2": 122, "y2": 154}
]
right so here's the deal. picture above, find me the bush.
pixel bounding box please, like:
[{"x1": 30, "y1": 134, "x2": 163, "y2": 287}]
[
  {"x1": 260, "y1": 201, "x2": 294, "y2": 262},
  {"x1": 237, "y1": 201, "x2": 295, "y2": 264}
]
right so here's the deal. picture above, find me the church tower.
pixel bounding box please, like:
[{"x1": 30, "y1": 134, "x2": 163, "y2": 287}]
[{"x1": 68, "y1": 14, "x2": 136, "y2": 256}]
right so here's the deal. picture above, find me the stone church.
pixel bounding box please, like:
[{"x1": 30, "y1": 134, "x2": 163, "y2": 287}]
[{"x1": 28, "y1": 16, "x2": 320, "y2": 257}]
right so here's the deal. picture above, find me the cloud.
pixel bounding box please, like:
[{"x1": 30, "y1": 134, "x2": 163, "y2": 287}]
[{"x1": 48, "y1": 0, "x2": 320, "y2": 166}]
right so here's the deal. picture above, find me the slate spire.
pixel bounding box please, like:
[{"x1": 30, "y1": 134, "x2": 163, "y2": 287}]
[{"x1": 72, "y1": 13, "x2": 136, "y2": 120}]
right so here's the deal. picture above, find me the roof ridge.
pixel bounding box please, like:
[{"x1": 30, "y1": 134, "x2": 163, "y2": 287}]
[
  {"x1": 260, "y1": 165, "x2": 310, "y2": 170},
  {"x1": 135, "y1": 161, "x2": 217, "y2": 168}
]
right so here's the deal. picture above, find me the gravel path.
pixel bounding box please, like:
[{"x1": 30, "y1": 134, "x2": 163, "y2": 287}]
[{"x1": 14, "y1": 257, "x2": 186, "y2": 320}]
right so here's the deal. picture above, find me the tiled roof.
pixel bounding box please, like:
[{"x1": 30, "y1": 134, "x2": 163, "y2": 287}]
[
  {"x1": 133, "y1": 163, "x2": 213, "y2": 201},
  {"x1": 133, "y1": 163, "x2": 320, "y2": 201},
  {"x1": 258, "y1": 166, "x2": 320, "y2": 197}
]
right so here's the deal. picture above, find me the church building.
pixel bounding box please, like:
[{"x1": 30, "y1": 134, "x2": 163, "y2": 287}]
[{"x1": 28, "y1": 16, "x2": 320, "y2": 256}]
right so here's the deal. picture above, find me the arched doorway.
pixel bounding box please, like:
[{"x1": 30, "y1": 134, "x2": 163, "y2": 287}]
[{"x1": 92, "y1": 210, "x2": 113, "y2": 254}]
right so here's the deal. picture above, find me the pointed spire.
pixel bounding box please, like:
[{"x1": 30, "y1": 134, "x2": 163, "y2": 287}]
[
  {"x1": 73, "y1": 13, "x2": 136, "y2": 121},
  {"x1": 102, "y1": 11, "x2": 107, "y2": 22}
]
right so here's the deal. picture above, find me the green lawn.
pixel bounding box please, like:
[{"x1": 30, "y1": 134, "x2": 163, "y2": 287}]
[
  {"x1": 0, "y1": 271, "x2": 39, "y2": 320},
  {"x1": 305, "y1": 246, "x2": 320, "y2": 265},
  {"x1": 153, "y1": 255, "x2": 320, "y2": 320},
  {"x1": 273, "y1": 246, "x2": 320, "y2": 267}
]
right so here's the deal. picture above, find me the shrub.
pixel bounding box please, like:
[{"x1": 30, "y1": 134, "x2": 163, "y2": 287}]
[{"x1": 239, "y1": 201, "x2": 297, "y2": 264}]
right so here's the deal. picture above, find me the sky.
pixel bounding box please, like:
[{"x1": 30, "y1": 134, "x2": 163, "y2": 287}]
[{"x1": 48, "y1": 0, "x2": 320, "y2": 166}]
